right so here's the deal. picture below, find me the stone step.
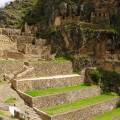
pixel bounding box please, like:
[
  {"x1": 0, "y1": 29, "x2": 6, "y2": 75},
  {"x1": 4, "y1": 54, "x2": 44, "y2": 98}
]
[
  {"x1": 34, "y1": 93, "x2": 120, "y2": 120},
  {"x1": 12, "y1": 74, "x2": 84, "y2": 92},
  {"x1": 18, "y1": 84, "x2": 101, "y2": 109}
]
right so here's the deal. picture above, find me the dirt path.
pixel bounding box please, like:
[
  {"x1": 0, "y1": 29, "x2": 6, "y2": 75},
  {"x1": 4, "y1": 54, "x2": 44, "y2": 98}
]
[{"x1": 0, "y1": 82, "x2": 42, "y2": 120}]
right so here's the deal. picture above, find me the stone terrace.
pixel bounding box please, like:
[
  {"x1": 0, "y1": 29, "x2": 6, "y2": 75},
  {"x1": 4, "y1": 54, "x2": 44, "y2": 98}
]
[{"x1": 11, "y1": 60, "x2": 120, "y2": 120}]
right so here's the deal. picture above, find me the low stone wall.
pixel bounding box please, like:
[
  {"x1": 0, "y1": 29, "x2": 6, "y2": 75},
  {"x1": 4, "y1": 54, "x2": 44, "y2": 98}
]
[
  {"x1": 12, "y1": 75, "x2": 83, "y2": 92},
  {"x1": 3, "y1": 51, "x2": 24, "y2": 59},
  {"x1": 32, "y1": 61, "x2": 73, "y2": 77},
  {"x1": 0, "y1": 60, "x2": 23, "y2": 80},
  {"x1": 100, "y1": 60, "x2": 120, "y2": 73},
  {"x1": 18, "y1": 90, "x2": 33, "y2": 107},
  {"x1": 35, "y1": 97, "x2": 120, "y2": 120},
  {"x1": 17, "y1": 86, "x2": 101, "y2": 108},
  {"x1": 34, "y1": 108, "x2": 51, "y2": 120},
  {"x1": 0, "y1": 60, "x2": 73, "y2": 81},
  {"x1": 32, "y1": 86, "x2": 101, "y2": 108},
  {"x1": 12, "y1": 61, "x2": 73, "y2": 79}
]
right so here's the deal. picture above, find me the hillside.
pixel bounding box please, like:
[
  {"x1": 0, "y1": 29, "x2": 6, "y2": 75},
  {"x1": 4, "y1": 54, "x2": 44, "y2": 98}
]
[
  {"x1": 0, "y1": 0, "x2": 119, "y2": 57},
  {"x1": 0, "y1": 0, "x2": 120, "y2": 31},
  {"x1": 0, "y1": 1, "x2": 120, "y2": 120},
  {"x1": 0, "y1": 0, "x2": 37, "y2": 28}
]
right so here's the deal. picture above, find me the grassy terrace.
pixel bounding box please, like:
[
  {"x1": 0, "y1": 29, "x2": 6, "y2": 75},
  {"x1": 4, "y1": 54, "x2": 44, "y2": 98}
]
[
  {"x1": 30, "y1": 57, "x2": 71, "y2": 64},
  {"x1": 0, "y1": 110, "x2": 10, "y2": 118},
  {"x1": 4, "y1": 97, "x2": 17, "y2": 104},
  {"x1": 42, "y1": 93, "x2": 118, "y2": 115},
  {"x1": 26, "y1": 84, "x2": 91, "y2": 97},
  {"x1": 0, "y1": 110, "x2": 18, "y2": 120},
  {"x1": 0, "y1": 57, "x2": 70, "y2": 64},
  {"x1": 93, "y1": 108, "x2": 120, "y2": 120}
]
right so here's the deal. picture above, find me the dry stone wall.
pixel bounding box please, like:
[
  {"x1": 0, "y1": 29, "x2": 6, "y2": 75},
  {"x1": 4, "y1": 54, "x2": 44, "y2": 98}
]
[
  {"x1": 0, "y1": 60, "x2": 23, "y2": 80},
  {"x1": 17, "y1": 86, "x2": 101, "y2": 109},
  {"x1": 31, "y1": 61, "x2": 73, "y2": 77},
  {"x1": 35, "y1": 97, "x2": 119, "y2": 120},
  {"x1": 13, "y1": 75, "x2": 82, "y2": 92},
  {"x1": 32, "y1": 86, "x2": 101, "y2": 108},
  {"x1": 99, "y1": 60, "x2": 120, "y2": 73}
]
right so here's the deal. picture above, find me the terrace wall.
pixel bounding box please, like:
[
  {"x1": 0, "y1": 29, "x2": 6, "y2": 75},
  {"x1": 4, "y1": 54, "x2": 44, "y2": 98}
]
[
  {"x1": 17, "y1": 86, "x2": 101, "y2": 108},
  {"x1": 100, "y1": 60, "x2": 120, "y2": 73},
  {"x1": 12, "y1": 75, "x2": 82, "y2": 92},
  {"x1": 32, "y1": 86, "x2": 101, "y2": 108},
  {"x1": 31, "y1": 61, "x2": 73, "y2": 77},
  {"x1": 35, "y1": 97, "x2": 120, "y2": 120}
]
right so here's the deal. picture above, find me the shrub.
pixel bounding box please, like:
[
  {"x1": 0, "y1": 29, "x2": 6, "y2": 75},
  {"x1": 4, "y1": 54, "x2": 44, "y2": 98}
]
[
  {"x1": 99, "y1": 69, "x2": 120, "y2": 94},
  {"x1": 89, "y1": 69, "x2": 102, "y2": 85}
]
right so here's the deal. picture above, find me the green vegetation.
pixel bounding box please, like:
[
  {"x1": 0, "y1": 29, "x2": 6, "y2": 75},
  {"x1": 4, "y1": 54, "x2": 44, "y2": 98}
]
[
  {"x1": 98, "y1": 69, "x2": 120, "y2": 93},
  {"x1": 0, "y1": 110, "x2": 5, "y2": 116},
  {"x1": 29, "y1": 57, "x2": 70, "y2": 65},
  {"x1": 64, "y1": 22, "x2": 118, "y2": 34},
  {"x1": 73, "y1": 54, "x2": 91, "y2": 74},
  {"x1": 0, "y1": 0, "x2": 38, "y2": 28},
  {"x1": 42, "y1": 93, "x2": 118, "y2": 115},
  {"x1": 93, "y1": 108, "x2": 120, "y2": 120},
  {"x1": 0, "y1": 110, "x2": 9, "y2": 116},
  {"x1": 89, "y1": 69, "x2": 102, "y2": 85},
  {"x1": 53, "y1": 56, "x2": 71, "y2": 63},
  {"x1": 0, "y1": 59, "x2": 20, "y2": 64},
  {"x1": 88, "y1": 68, "x2": 120, "y2": 94},
  {"x1": 0, "y1": 80, "x2": 6, "y2": 86},
  {"x1": 4, "y1": 97, "x2": 17, "y2": 104},
  {"x1": 0, "y1": 110, "x2": 16, "y2": 119},
  {"x1": 26, "y1": 84, "x2": 91, "y2": 97}
]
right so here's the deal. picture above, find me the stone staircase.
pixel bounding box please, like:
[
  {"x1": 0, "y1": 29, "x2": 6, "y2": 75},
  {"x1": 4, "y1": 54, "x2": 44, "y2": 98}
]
[{"x1": 11, "y1": 61, "x2": 120, "y2": 120}]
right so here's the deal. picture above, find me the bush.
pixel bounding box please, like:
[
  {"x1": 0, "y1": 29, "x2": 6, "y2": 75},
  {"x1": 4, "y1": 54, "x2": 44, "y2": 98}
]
[
  {"x1": 99, "y1": 69, "x2": 120, "y2": 94},
  {"x1": 90, "y1": 69, "x2": 102, "y2": 85}
]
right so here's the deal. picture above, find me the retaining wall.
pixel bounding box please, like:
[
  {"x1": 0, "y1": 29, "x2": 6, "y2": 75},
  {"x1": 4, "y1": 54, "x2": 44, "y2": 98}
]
[
  {"x1": 35, "y1": 97, "x2": 120, "y2": 120},
  {"x1": 18, "y1": 86, "x2": 101, "y2": 108},
  {"x1": 12, "y1": 75, "x2": 83, "y2": 92}
]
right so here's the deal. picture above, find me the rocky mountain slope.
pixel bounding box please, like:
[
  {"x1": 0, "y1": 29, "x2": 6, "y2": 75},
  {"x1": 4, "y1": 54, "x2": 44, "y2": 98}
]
[
  {"x1": 0, "y1": 0, "x2": 37, "y2": 28},
  {"x1": 0, "y1": 0, "x2": 120, "y2": 59}
]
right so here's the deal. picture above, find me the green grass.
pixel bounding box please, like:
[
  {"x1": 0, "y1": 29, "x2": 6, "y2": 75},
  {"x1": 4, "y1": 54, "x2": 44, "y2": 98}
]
[
  {"x1": 0, "y1": 110, "x2": 17, "y2": 119},
  {"x1": 30, "y1": 57, "x2": 70, "y2": 64},
  {"x1": 0, "y1": 110, "x2": 5, "y2": 116},
  {"x1": 0, "y1": 110, "x2": 10, "y2": 117},
  {"x1": 0, "y1": 59, "x2": 21, "y2": 64},
  {"x1": 26, "y1": 84, "x2": 91, "y2": 97},
  {"x1": 54, "y1": 57, "x2": 70, "y2": 63},
  {"x1": 4, "y1": 97, "x2": 17, "y2": 104},
  {"x1": 93, "y1": 108, "x2": 120, "y2": 120},
  {"x1": 0, "y1": 80, "x2": 6, "y2": 86},
  {"x1": 42, "y1": 93, "x2": 118, "y2": 115}
]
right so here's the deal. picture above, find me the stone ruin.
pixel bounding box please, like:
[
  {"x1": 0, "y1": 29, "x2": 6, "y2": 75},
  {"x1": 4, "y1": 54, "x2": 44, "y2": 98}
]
[
  {"x1": 0, "y1": 27, "x2": 52, "y2": 60},
  {"x1": 46, "y1": 0, "x2": 120, "y2": 27}
]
